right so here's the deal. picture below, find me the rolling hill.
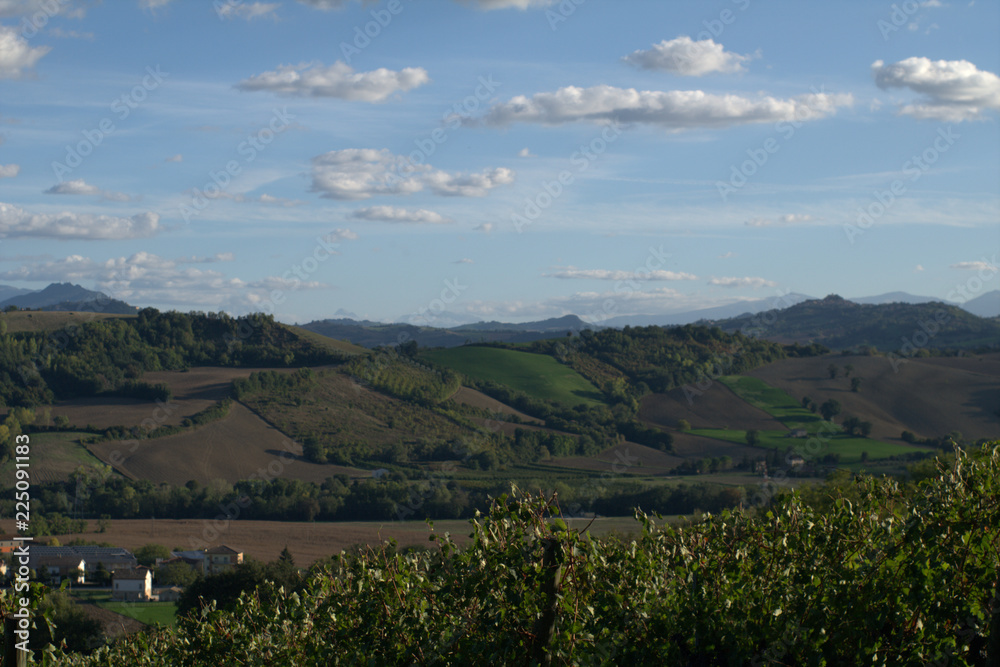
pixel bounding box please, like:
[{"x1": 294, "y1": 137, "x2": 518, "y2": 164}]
[{"x1": 711, "y1": 295, "x2": 1000, "y2": 351}]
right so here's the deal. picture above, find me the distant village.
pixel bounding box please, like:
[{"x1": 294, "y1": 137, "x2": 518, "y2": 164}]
[{"x1": 0, "y1": 535, "x2": 242, "y2": 602}]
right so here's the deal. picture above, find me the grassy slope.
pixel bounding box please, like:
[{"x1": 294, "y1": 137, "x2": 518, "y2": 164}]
[
  {"x1": 0, "y1": 431, "x2": 107, "y2": 484},
  {"x1": 688, "y1": 375, "x2": 935, "y2": 463},
  {"x1": 422, "y1": 347, "x2": 604, "y2": 408},
  {"x1": 97, "y1": 601, "x2": 177, "y2": 627},
  {"x1": 287, "y1": 325, "x2": 367, "y2": 356}
]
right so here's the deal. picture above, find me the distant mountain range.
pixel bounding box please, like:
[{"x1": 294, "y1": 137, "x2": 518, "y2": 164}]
[
  {"x1": 709, "y1": 294, "x2": 1000, "y2": 351},
  {"x1": 0, "y1": 282, "x2": 137, "y2": 314},
  {"x1": 303, "y1": 291, "x2": 999, "y2": 350}
]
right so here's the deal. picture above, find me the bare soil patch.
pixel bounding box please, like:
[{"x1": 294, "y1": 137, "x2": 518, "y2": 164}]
[
  {"x1": 86, "y1": 401, "x2": 366, "y2": 485},
  {"x1": 449, "y1": 386, "x2": 543, "y2": 423}
]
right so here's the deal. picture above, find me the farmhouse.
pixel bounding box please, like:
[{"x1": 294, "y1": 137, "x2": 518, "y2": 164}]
[
  {"x1": 0, "y1": 534, "x2": 20, "y2": 554},
  {"x1": 28, "y1": 545, "x2": 137, "y2": 575},
  {"x1": 37, "y1": 556, "x2": 86, "y2": 585},
  {"x1": 204, "y1": 545, "x2": 243, "y2": 574},
  {"x1": 112, "y1": 567, "x2": 154, "y2": 601}
]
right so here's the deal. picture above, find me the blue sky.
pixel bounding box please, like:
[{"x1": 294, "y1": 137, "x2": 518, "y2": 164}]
[{"x1": 0, "y1": 0, "x2": 997, "y2": 324}]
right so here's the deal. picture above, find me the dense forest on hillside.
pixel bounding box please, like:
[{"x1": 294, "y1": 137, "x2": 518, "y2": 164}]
[
  {"x1": 17, "y1": 445, "x2": 999, "y2": 665},
  {"x1": 0, "y1": 309, "x2": 347, "y2": 409},
  {"x1": 524, "y1": 324, "x2": 816, "y2": 393},
  {"x1": 715, "y1": 296, "x2": 1000, "y2": 351}
]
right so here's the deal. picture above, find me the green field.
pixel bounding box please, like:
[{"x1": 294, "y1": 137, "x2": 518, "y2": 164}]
[
  {"x1": 422, "y1": 347, "x2": 604, "y2": 408},
  {"x1": 0, "y1": 431, "x2": 107, "y2": 483},
  {"x1": 691, "y1": 376, "x2": 936, "y2": 463},
  {"x1": 717, "y1": 376, "x2": 821, "y2": 429},
  {"x1": 98, "y1": 601, "x2": 178, "y2": 627}
]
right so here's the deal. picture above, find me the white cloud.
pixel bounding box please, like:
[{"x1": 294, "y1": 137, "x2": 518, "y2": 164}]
[
  {"x1": 139, "y1": 0, "x2": 173, "y2": 9},
  {"x1": 455, "y1": 258, "x2": 474, "y2": 264},
  {"x1": 718, "y1": 251, "x2": 736, "y2": 259},
  {"x1": 0, "y1": 1, "x2": 86, "y2": 18},
  {"x1": 0, "y1": 164, "x2": 19, "y2": 178},
  {"x1": 745, "y1": 213, "x2": 814, "y2": 227},
  {"x1": 310, "y1": 148, "x2": 514, "y2": 199},
  {"x1": 350, "y1": 206, "x2": 452, "y2": 224},
  {"x1": 0, "y1": 25, "x2": 50, "y2": 79},
  {"x1": 547, "y1": 267, "x2": 697, "y2": 281},
  {"x1": 295, "y1": 0, "x2": 351, "y2": 8},
  {"x1": 165, "y1": 154, "x2": 183, "y2": 162},
  {"x1": 325, "y1": 228, "x2": 358, "y2": 242},
  {"x1": 47, "y1": 28, "x2": 94, "y2": 40},
  {"x1": 915, "y1": 264, "x2": 925, "y2": 272},
  {"x1": 218, "y1": 2, "x2": 279, "y2": 20},
  {"x1": 950, "y1": 260, "x2": 996, "y2": 271},
  {"x1": 0, "y1": 251, "x2": 325, "y2": 311},
  {"x1": 471, "y1": 85, "x2": 853, "y2": 130},
  {"x1": 0, "y1": 202, "x2": 159, "y2": 239},
  {"x1": 518, "y1": 147, "x2": 535, "y2": 158},
  {"x1": 198, "y1": 189, "x2": 303, "y2": 207},
  {"x1": 872, "y1": 57, "x2": 1000, "y2": 121},
  {"x1": 458, "y1": 0, "x2": 556, "y2": 8},
  {"x1": 474, "y1": 222, "x2": 493, "y2": 233},
  {"x1": 44, "y1": 179, "x2": 132, "y2": 202},
  {"x1": 237, "y1": 61, "x2": 429, "y2": 102},
  {"x1": 708, "y1": 276, "x2": 777, "y2": 289},
  {"x1": 623, "y1": 37, "x2": 753, "y2": 76},
  {"x1": 299, "y1": 0, "x2": 555, "y2": 7}
]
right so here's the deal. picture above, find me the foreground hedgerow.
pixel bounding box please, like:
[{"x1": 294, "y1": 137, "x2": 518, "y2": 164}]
[{"x1": 28, "y1": 444, "x2": 1000, "y2": 665}]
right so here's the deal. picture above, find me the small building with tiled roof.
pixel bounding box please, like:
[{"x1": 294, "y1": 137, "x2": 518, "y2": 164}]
[
  {"x1": 112, "y1": 567, "x2": 153, "y2": 601},
  {"x1": 204, "y1": 545, "x2": 243, "y2": 575}
]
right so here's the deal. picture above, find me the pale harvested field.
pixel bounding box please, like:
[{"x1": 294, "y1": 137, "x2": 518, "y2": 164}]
[
  {"x1": 53, "y1": 516, "x2": 644, "y2": 566},
  {"x1": 639, "y1": 383, "x2": 786, "y2": 432},
  {"x1": 86, "y1": 401, "x2": 366, "y2": 485},
  {"x1": 450, "y1": 386, "x2": 544, "y2": 423},
  {"x1": 52, "y1": 366, "x2": 295, "y2": 430},
  {"x1": 546, "y1": 441, "x2": 685, "y2": 475},
  {"x1": 749, "y1": 354, "x2": 1000, "y2": 442}
]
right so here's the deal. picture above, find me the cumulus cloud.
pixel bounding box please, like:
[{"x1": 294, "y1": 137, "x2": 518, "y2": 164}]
[
  {"x1": 0, "y1": 164, "x2": 19, "y2": 178},
  {"x1": 325, "y1": 228, "x2": 358, "y2": 242},
  {"x1": 518, "y1": 147, "x2": 535, "y2": 158},
  {"x1": 623, "y1": 37, "x2": 753, "y2": 76},
  {"x1": 350, "y1": 206, "x2": 452, "y2": 224},
  {"x1": 0, "y1": 25, "x2": 50, "y2": 79},
  {"x1": 474, "y1": 222, "x2": 493, "y2": 233},
  {"x1": 950, "y1": 260, "x2": 996, "y2": 271},
  {"x1": 139, "y1": 0, "x2": 173, "y2": 9},
  {"x1": 708, "y1": 276, "x2": 777, "y2": 289},
  {"x1": 0, "y1": 202, "x2": 159, "y2": 240},
  {"x1": 44, "y1": 179, "x2": 133, "y2": 202},
  {"x1": 546, "y1": 267, "x2": 697, "y2": 281},
  {"x1": 165, "y1": 154, "x2": 183, "y2": 162},
  {"x1": 718, "y1": 251, "x2": 736, "y2": 259},
  {"x1": 310, "y1": 148, "x2": 514, "y2": 199},
  {"x1": 218, "y1": 2, "x2": 279, "y2": 20},
  {"x1": 295, "y1": 0, "x2": 351, "y2": 8},
  {"x1": 745, "y1": 214, "x2": 814, "y2": 227},
  {"x1": 872, "y1": 57, "x2": 1000, "y2": 121},
  {"x1": 469, "y1": 85, "x2": 853, "y2": 130},
  {"x1": 237, "y1": 61, "x2": 429, "y2": 102}
]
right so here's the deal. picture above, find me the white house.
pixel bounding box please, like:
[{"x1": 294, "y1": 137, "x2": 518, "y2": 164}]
[{"x1": 112, "y1": 567, "x2": 154, "y2": 601}]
